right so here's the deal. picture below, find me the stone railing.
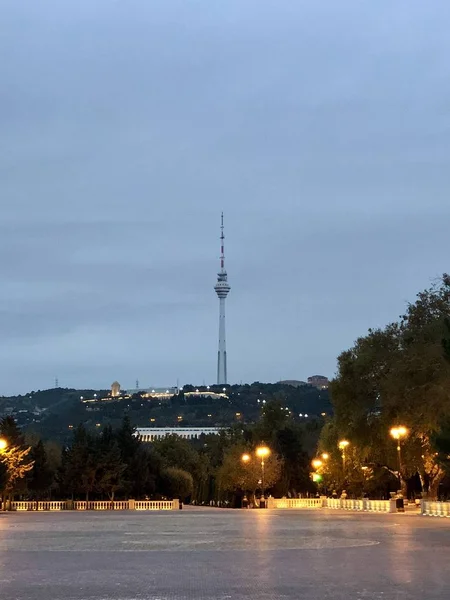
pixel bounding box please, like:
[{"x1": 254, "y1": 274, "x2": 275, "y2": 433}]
[
  {"x1": 422, "y1": 501, "x2": 450, "y2": 518},
  {"x1": 269, "y1": 498, "x2": 323, "y2": 509},
  {"x1": 1, "y1": 499, "x2": 178, "y2": 511},
  {"x1": 267, "y1": 498, "x2": 392, "y2": 512},
  {"x1": 325, "y1": 498, "x2": 392, "y2": 512}
]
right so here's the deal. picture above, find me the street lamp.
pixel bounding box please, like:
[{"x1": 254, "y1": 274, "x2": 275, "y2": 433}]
[
  {"x1": 338, "y1": 440, "x2": 350, "y2": 472},
  {"x1": 0, "y1": 438, "x2": 7, "y2": 452},
  {"x1": 390, "y1": 426, "x2": 408, "y2": 489},
  {"x1": 256, "y1": 446, "x2": 270, "y2": 508},
  {"x1": 241, "y1": 453, "x2": 251, "y2": 463},
  {"x1": 321, "y1": 453, "x2": 329, "y2": 460},
  {"x1": 312, "y1": 459, "x2": 323, "y2": 469}
]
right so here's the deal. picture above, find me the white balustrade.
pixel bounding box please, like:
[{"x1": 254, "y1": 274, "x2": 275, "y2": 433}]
[
  {"x1": 1, "y1": 499, "x2": 175, "y2": 511},
  {"x1": 272, "y1": 498, "x2": 323, "y2": 509},
  {"x1": 135, "y1": 500, "x2": 174, "y2": 510},
  {"x1": 422, "y1": 501, "x2": 450, "y2": 517}
]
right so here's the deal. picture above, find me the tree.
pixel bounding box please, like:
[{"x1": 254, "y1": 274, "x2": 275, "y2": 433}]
[
  {"x1": 153, "y1": 435, "x2": 208, "y2": 501},
  {"x1": 322, "y1": 275, "x2": 450, "y2": 499},
  {"x1": 28, "y1": 440, "x2": 54, "y2": 500},
  {"x1": 0, "y1": 418, "x2": 34, "y2": 505},
  {"x1": 216, "y1": 444, "x2": 282, "y2": 501},
  {"x1": 0, "y1": 416, "x2": 25, "y2": 447},
  {"x1": 60, "y1": 424, "x2": 98, "y2": 502},
  {"x1": 160, "y1": 467, "x2": 194, "y2": 500},
  {"x1": 96, "y1": 427, "x2": 126, "y2": 502},
  {"x1": 251, "y1": 401, "x2": 313, "y2": 496},
  {"x1": 1, "y1": 446, "x2": 34, "y2": 497}
]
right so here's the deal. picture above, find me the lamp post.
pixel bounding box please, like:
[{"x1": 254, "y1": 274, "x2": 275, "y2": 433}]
[
  {"x1": 256, "y1": 446, "x2": 270, "y2": 508},
  {"x1": 0, "y1": 438, "x2": 8, "y2": 512},
  {"x1": 338, "y1": 440, "x2": 350, "y2": 473},
  {"x1": 390, "y1": 426, "x2": 408, "y2": 490}
]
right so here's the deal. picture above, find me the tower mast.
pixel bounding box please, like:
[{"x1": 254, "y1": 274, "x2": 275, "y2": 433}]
[{"x1": 214, "y1": 212, "x2": 231, "y2": 385}]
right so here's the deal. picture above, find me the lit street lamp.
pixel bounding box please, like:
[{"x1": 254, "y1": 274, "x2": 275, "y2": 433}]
[
  {"x1": 338, "y1": 440, "x2": 350, "y2": 473},
  {"x1": 241, "y1": 453, "x2": 251, "y2": 463},
  {"x1": 0, "y1": 438, "x2": 7, "y2": 452},
  {"x1": 256, "y1": 446, "x2": 270, "y2": 508},
  {"x1": 312, "y1": 459, "x2": 323, "y2": 469},
  {"x1": 390, "y1": 426, "x2": 408, "y2": 489}
]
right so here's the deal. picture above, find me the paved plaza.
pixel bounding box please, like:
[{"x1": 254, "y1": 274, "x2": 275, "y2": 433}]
[{"x1": 0, "y1": 508, "x2": 449, "y2": 600}]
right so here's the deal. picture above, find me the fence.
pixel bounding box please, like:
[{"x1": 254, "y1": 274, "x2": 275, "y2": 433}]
[
  {"x1": 266, "y1": 497, "x2": 392, "y2": 512},
  {"x1": 324, "y1": 498, "x2": 391, "y2": 512},
  {"x1": 422, "y1": 501, "x2": 450, "y2": 518},
  {"x1": 1, "y1": 499, "x2": 178, "y2": 512},
  {"x1": 269, "y1": 498, "x2": 323, "y2": 509}
]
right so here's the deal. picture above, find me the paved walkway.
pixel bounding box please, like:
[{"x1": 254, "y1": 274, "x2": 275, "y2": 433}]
[{"x1": 0, "y1": 509, "x2": 449, "y2": 599}]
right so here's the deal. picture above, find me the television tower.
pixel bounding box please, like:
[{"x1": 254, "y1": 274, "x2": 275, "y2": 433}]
[{"x1": 214, "y1": 213, "x2": 231, "y2": 385}]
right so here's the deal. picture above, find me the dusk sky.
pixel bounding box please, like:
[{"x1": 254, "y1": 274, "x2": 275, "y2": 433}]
[{"x1": 2, "y1": 1, "x2": 450, "y2": 395}]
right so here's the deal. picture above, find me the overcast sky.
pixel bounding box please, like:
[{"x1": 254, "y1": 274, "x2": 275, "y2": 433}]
[{"x1": 1, "y1": 1, "x2": 450, "y2": 395}]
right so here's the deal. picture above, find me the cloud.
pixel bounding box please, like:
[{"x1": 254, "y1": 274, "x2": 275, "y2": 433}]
[{"x1": 1, "y1": 0, "x2": 449, "y2": 393}]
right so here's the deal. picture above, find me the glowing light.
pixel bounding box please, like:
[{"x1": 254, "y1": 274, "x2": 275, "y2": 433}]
[
  {"x1": 321, "y1": 453, "x2": 329, "y2": 460},
  {"x1": 312, "y1": 459, "x2": 323, "y2": 469},
  {"x1": 242, "y1": 453, "x2": 251, "y2": 463},
  {"x1": 256, "y1": 446, "x2": 270, "y2": 459},
  {"x1": 390, "y1": 426, "x2": 408, "y2": 440},
  {"x1": 0, "y1": 438, "x2": 7, "y2": 451},
  {"x1": 339, "y1": 440, "x2": 350, "y2": 450},
  {"x1": 312, "y1": 473, "x2": 322, "y2": 482}
]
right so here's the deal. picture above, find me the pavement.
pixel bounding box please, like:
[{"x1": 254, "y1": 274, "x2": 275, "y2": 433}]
[{"x1": 1, "y1": 508, "x2": 450, "y2": 599}]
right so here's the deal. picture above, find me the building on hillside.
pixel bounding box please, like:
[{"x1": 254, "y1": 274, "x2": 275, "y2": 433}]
[
  {"x1": 307, "y1": 375, "x2": 329, "y2": 389},
  {"x1": 183, "y1": 391, "x2": 228, "y2": 400},
  {"x1": 136, "y1": 427, "x2": 221, "y2": 442},
  {"x1": 111, "y1": 381, "x2": 121, "y2": 397},
  {"x1": 127, "y1": 387, "x2": 178, "y2": 399}
]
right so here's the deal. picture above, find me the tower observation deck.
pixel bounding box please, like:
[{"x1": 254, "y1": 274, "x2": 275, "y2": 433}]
[{"x1": 214, "y1": 213, "x2": 230, "y2": 385}]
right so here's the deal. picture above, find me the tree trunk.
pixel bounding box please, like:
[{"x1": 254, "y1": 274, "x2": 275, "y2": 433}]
[{"x1": 426, "y1": 473, "x2": 445, "y2": 501}]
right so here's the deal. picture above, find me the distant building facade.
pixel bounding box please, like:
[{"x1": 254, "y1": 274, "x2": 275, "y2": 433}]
[
  {"x1": 127, "y1": 387, "x2": 178, "y2": 399},
  {"x1": 307, "y1": 375, "x2": 329, "y2": 389},
  {"x1": 136, "y1": 427, "x2": 221, "y2": 442}
]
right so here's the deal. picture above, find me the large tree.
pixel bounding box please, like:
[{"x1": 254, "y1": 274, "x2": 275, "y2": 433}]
[
  {"x1": 321, "y1": 275, "x2": 450, "y2": 499},
  {"x1": 216, "y1": 444, "x2": 282, "y2": 502}
]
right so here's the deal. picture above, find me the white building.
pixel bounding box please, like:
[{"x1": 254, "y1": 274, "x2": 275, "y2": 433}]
[
  {"x1": 127, "y1": 387, "x2": 178, "y2": 399},
  {"x1": 136, "y1": 427, "x2": 221, "y2": 442}
]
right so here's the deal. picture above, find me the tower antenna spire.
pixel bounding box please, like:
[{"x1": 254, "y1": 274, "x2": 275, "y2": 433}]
[
  {"x1": 220, "y1": 211, "x2": 225, "y2": 271},
  {"x1": 214, "y1": 212, "x2": 231, "y2": 385}
]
